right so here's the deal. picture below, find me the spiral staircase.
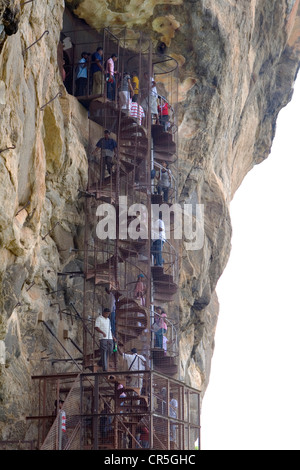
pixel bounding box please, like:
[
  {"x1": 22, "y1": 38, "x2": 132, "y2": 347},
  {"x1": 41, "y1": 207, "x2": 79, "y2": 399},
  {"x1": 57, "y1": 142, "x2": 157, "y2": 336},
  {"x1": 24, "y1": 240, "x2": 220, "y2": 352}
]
[{"x1": 14, "y1": 19, "x2": 205, "y2": 453}]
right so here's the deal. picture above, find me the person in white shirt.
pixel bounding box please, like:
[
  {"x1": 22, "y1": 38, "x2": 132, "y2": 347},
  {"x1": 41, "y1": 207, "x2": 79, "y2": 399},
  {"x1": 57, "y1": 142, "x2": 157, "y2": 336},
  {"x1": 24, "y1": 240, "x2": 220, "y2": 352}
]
[
  {"x1": 151, "y1": 212, "x2": 166, "y2": 266},
  {"x1": 95, "y1": 308, "x2": 116, "y2": 371},
  {"x1": 163, "y1": 334, "x2": 168, "y2": 355},
  {"x1": 141, "y1": 72, "x2": 158, "y2": 123},
  {"x1": 105, "y1": 287, "x2": 116, "y2": 337},
  {"x1": 169, "y1": 393, "x2": 178, "y2": 443},
  {"x1": 119, "y1": 347, "x2": 146, "y2": 394}
]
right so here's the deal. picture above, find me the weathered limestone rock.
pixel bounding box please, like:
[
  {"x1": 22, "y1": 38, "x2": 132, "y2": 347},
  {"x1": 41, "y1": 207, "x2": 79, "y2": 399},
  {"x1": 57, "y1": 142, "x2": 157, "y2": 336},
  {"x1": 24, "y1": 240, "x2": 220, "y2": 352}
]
[
  {"x1": 0, "y1": 0, "x2": 299, "y2": 440},
  {"x1": 0, "y1": 341, "x2": 5, "y2": 365}
]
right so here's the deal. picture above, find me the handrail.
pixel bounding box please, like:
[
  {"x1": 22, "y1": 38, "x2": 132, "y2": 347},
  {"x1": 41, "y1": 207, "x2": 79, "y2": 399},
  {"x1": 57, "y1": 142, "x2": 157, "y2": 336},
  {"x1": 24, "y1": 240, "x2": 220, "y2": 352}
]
[
  {"x1": 162, "y1": 238, "x2": 178, "y2": 280},
  {"x1": 157, "y1": 93, "x2": 174, "y2": 112},
  {"x1": 151, "y1": 182, "x2": 176, "y2": 198},
  {"x1": 152, "y1": 310, "x2": 178, "y2": 333}
]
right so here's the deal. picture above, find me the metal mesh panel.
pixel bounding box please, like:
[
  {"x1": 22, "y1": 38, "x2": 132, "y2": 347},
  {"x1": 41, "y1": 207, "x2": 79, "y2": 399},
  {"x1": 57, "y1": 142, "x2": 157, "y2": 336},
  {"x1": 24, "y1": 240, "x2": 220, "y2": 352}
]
[
  {"x1": 79, "y1": 372, "x2": 151, "y2": 450},
  {"x1": 40, "y1": 375, "x2": 81, "y2": 450},
  {"x1": 151, "y1": 373, "x2": 186, "y2": 450},
  {"x1": 28, "y1": 371, "x2": 200, "y2": 450}
]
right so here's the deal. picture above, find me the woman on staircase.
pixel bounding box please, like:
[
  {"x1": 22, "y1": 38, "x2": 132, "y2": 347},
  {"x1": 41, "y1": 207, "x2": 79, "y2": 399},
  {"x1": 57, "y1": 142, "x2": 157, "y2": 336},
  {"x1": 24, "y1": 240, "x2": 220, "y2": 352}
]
[
  {"x1": 152, "y1": 309, "x2": 167, "y2": 349},
  {"x1": 134, "y1": 273, "x2": 147, "y2": 306}
]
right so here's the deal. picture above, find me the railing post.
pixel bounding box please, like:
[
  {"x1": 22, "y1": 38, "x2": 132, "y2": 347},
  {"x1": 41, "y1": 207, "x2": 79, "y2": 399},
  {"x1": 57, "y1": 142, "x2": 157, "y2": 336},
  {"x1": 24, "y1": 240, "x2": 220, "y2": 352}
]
[
  {"x1": 58, "y1": 413, "x2": 62, "y2": 450},
  {"x1": 93, "y1": 375, "x2": 99, "y2": 450},
  {"x1": 150, "y1": 371, "x2": 154, "y2": 449}
]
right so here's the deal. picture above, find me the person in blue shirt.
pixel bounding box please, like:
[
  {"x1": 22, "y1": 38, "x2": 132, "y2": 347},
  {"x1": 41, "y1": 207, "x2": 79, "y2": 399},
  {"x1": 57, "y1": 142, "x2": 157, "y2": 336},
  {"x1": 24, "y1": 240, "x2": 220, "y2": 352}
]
[
  {"x1": 75, "y1": 51, "x2": 90, "y2": 96},
  {"x1": 91, "y1": 46, "x2": 104, "y2": 95},
  {"x1": 94, "y1": 129, "x2": 118, "y2": 179}
]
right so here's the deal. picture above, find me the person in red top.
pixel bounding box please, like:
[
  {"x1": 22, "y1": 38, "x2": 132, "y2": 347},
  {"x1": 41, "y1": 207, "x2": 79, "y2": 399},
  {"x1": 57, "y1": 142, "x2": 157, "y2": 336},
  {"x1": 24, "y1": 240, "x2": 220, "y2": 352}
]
[
  {"x1": 140, "y1": 426, "x2": 149, "y2": 448},
  {"x1": 157, "y1": 97, "x2": 169, "y2": 131},
  {"x1": 136, "y1": 425, "x2": 149, "y2": 448}
]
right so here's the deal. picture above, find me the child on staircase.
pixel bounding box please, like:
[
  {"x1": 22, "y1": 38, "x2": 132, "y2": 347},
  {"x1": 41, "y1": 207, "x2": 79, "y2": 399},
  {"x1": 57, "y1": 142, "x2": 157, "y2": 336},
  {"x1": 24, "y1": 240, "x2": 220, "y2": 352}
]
[{"x1": 134, "y1": 273, "x2": 147, "y2": 306}]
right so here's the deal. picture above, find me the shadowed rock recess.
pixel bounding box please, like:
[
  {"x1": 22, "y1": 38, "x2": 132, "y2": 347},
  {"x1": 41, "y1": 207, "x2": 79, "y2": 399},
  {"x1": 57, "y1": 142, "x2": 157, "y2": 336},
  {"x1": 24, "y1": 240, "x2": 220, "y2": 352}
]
[{"x1": 0, "y1": 0, "x2": 299, "y2": 442}]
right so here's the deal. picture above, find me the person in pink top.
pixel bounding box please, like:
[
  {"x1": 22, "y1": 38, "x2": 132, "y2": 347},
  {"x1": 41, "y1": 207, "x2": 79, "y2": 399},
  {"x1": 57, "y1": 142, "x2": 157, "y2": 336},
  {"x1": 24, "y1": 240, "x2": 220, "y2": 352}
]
[
  {"x1": 106, "y1": 53, "x2": 118, "y2": 101},
  {"x1": 134, "y1": 273, "x2": 147, "y2": 306},
  {"x1": 152, "y1": 308, "x2": 167, "y2": 348},
  {"x1": 161, "y1": 311, "x2": 167, "y2": 330}
]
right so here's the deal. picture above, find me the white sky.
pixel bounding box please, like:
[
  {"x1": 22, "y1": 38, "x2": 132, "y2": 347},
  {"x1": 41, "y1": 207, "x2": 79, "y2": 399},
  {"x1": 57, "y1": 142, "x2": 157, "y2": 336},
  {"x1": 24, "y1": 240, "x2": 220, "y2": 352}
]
[{"x1": 201, "y1": 75, "x2": 300, "y2": 450}]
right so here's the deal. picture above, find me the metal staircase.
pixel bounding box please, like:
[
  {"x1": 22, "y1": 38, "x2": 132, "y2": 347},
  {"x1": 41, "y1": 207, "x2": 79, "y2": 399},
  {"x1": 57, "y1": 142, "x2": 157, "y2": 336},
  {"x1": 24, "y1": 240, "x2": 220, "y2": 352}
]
[{"x1": 23, "y1": 23, "x2": 201, "y2": 451}]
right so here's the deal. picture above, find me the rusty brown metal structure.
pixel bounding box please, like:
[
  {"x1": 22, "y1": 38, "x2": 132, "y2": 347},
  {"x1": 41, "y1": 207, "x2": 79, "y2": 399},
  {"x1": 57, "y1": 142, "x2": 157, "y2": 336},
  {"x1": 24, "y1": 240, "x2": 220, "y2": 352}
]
[
  {"x1": 28, "y1": 371, "x2": 200, "y2": 451},
  {"x1": 21, "y1": 12, "x2": 201, "y2": 451}
]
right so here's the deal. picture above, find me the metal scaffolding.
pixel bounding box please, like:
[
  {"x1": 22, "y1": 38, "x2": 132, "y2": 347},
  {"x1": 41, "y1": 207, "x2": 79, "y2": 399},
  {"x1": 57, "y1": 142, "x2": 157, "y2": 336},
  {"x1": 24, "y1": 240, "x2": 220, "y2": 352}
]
[
  {"x1": 29, "y1": 371, "x2": 200, "y2": 451},
  {"x1": 22, "y1": 12, "x2": 201, "y2": 451}
]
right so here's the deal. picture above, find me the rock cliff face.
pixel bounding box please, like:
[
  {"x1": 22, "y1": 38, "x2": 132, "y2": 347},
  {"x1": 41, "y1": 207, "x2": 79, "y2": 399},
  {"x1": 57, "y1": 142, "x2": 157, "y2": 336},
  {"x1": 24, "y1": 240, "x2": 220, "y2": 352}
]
[{"x1": 0, "y1": 0, "x2": 299, "y2": 441}]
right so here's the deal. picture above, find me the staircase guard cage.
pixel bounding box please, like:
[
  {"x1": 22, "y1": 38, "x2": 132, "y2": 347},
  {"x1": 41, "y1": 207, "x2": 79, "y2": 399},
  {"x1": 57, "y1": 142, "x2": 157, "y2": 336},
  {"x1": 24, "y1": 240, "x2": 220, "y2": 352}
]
[
  {"x1": 20, "y1": 12, "x2": 201, "y2": 451},
  {"x1": 28, "y1": 371, "x2": 200, "y2": 450}
]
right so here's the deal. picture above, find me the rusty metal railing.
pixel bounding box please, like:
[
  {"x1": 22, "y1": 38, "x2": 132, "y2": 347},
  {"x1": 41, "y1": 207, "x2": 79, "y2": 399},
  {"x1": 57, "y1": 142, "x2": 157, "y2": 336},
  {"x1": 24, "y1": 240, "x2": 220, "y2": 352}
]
[{"x1": 27, "y1": 371, "x2": 201, "y2": 450}]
